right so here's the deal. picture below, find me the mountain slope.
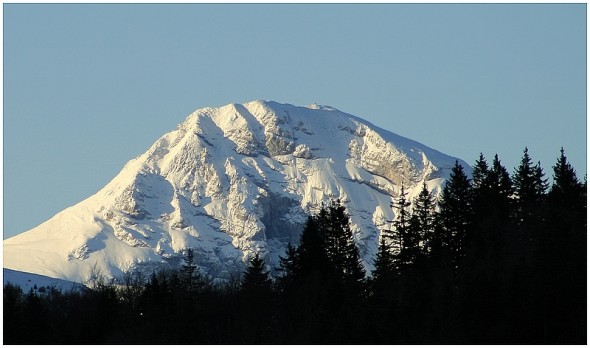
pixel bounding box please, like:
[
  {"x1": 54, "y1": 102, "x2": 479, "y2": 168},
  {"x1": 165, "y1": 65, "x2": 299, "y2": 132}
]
[
  {"x1": 4, "y1": 100, "x2": 470, "y2": 283},
  {"x1": 3, "y1": 268, "x2": 86, "y2": 293}
]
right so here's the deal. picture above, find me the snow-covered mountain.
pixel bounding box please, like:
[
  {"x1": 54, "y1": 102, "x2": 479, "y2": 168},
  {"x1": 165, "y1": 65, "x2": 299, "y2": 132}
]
[
  {"x1": 4, "y1": 100, "x2": 469, "y2": 284},
  {"x1": 4, "y1": 268, "x2": 87, "y2": 293}
]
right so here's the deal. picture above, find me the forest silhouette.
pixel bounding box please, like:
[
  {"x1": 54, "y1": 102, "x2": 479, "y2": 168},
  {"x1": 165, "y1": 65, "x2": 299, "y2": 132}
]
[{"x1": 4, "y1": 148, "x2": 586, "y2": 344}]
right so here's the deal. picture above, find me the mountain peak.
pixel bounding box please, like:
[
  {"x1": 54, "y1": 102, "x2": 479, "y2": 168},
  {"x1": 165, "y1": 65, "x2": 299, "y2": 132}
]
[{"x1": 306, "y1": 102, "x2": 337, "y2": 111}]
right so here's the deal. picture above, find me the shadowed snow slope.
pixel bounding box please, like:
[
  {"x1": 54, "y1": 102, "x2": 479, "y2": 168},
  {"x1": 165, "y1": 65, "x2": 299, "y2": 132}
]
[
  {"x1": 4, "y1": 100, "x2": 470, "y2": 283},
  {"x1": 4, "y1": 268, "x2": 86, "y2": 293}
]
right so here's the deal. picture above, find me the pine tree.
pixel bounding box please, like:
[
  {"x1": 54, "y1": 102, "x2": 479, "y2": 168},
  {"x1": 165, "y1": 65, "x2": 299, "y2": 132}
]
[
  {"x1": 180, "y1": 248, "x2": 203, "y2": 294},
  {"x1": 393, "y1": 185, "x2": 421, "y2": 273},
  {"x1": 392, "y1": 185, "x2": 412, "y2": 232},
  {"x1": 239, "y1": 253, "x2": 273, "y2": 344},
  {"x1": 324, "y1": 200, "x2": 366, "y2": 288},
  {"x1": 469, "y1": 153, "x2": 513, "y2": 242},
  {"x1": 460, "y1": 153, "x2": 515, "y2": 341},
  {"x1": 512, "y1": 148, "x2": 548, "y2": 238},
  {"x1": 389, "y1": 183, "x2": 438, "y2": 343},
  {"x1": 534, "y1": 162, "x2": 549, "y2": 198},
  {"x1": 547, "y1": 148, "x2": 585, "y2": 242},
  {"x1": 372, "y1": 236, "x2": 397, "y2": 288},
  {"x1": 412, "y1": 181, "x2": 437, "y2": 255},
  {"x1": 438, "y1": 160, "x2": 473, "y2": 277},
  {"x1": 242, "y1": 253, "x2": 272, "y2": 293},
  {"x1": 277, "y1": 243, "x2": 299, "y2": 289},
  {"x1": 295, "y1": 215, "x2": 331, "y2": 278},
  {"x1": 549, "y1": 147, "x2": 584, "y2": 209},
  {"x1": 490, "y1": 154, "x2": 513, "y2": 209},
  {"x1": 511, "y1": 151, "x2": 549, "y2": 334},
  {"x1": 470, "y1": 153, "x2": 493, "y2": 225},
  {"x1": 367, "y1": 234, "x2": 400, "y2": 343},
  {"x1": 276, "y1": 204, "x2": 366, "y2": 343},
  {"x1": 513, "y1": 147, "x2": 536, "y2": 201},
  {"x1": 540, "y1": 148, "x2": 587, "y2": 343},
  {"x1": 472, "y1": 153, "x2": 490, "y2": 192},
  {"x1": 275, "y1": 214, "x2": 334, "y2": 343},
  {"x1": 377, "y1": 211, "x2": 399, "y2": 278}
]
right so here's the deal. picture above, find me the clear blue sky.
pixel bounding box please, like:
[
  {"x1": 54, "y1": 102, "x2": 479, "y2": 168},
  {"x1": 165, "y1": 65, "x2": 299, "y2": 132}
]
[{"x1": 4, "y1": 3, "x2": 586, "y2": 239}]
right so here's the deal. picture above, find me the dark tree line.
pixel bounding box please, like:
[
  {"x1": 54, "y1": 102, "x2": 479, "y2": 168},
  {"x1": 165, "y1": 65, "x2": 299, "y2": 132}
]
[
  {"x1": 368, "y1": 148, "x2": 586, "y2": 344},
  {"x1": 4, "y1": 148, "x2": 586, "y2": 344}
]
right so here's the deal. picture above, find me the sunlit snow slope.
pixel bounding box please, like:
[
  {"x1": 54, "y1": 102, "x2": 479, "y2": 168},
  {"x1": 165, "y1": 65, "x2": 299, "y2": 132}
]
[{"x1": 4, "y1": 100, "x2": 469, "y2": 283}]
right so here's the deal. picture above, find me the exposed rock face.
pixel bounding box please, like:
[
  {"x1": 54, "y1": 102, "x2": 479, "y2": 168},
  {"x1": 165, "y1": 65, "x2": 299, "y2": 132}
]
[{"x1": 4, "y1": 100, "x2": 469, "y2": 283}]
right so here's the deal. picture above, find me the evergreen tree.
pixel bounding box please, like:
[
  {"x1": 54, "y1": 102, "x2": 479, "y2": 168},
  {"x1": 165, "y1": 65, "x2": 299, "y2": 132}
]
[
  {"x1": 367, "y1": 235, "x2": 400, "y2": 343},
  {"x1": 376, "y1": 209, "x2": 399, "y2": 279},
  {"x1": 470, "y1": 153, "x2": 494, "y2": 231},
  {"x1": 323, "y1": 200, "x2": 367, "y2": 342},
  {"x1": 371, "y1": 233, "x2": 397, "y2": 306},
  {"x1": 412, "y1": 181, "x2": 437, "y2": 255},
  {"x1": 323, "y1": 200, "x2": 366, "y2": 289},
  {"x1": 472, "y1": 153, "x2": 490, "y2": 192},
  {"x1": 549, "y1": 147, "x2": 585, "y2": 213},
  {"x1": 534, "y1": 162, "x2": 549, "y2": 198},
  {"x1": 500, "y1": 150, "x2": 548, "y2": 342},
  {"x1": 513, "y1": 147, "x2": 536, "y2": 200},
  {"x1": 438, "y1": 160, "x2": 473, "y2": 276},
  {"x1": 490, "y1": 154, "x2": 514, "y2": 210},
  {"x1": 392, "y1": 185, "x2": 417, "y2": 271},
  {"x1": 276, "y1": 243, "x2": 299, "y2": 288},
  {"x1": 372, "y1": 235, "x2": 397, "y2": 284},
  {"x1": 512, "y1": 148, "x2": 548, "y2": 238},
  {"x1": 391, "y1": 183, "x2": 437, "y2": 343},
  {"x1": 469, "y1": 153, "x2": 513, "y2": 226},
  {"x1": 275, "y1": 214, "x2": 335, "y2": 343},
  {"x1": 238, "y1": 254, "x2": 273, "y2": 344},
  {"x1": 511, "y1": 149, "x2": 548, "y2": 263},
  {"x1": 461, "y1": 153, "x2": 515, "y2": 342},
  {"x1": 295, "y1": 215, "x2": 331, "y2": 278},
  {"x1": 540, "y1": 148, "x2": 587, "y2": 343},
  {"x1": 547, "y1": 148, "x2": 586, "y2": 245},
  {"x1": 242, "y1": 253, "x2": 272, "y2": 293},
  {"x1": 180, "y1": 248, "x2": 203, "y2": 294}
]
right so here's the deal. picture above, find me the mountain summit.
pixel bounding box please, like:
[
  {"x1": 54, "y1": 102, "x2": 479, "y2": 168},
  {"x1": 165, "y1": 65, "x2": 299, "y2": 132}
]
[{"x1": 4, "y1": 100, "x2": 469, "y2": 283}]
